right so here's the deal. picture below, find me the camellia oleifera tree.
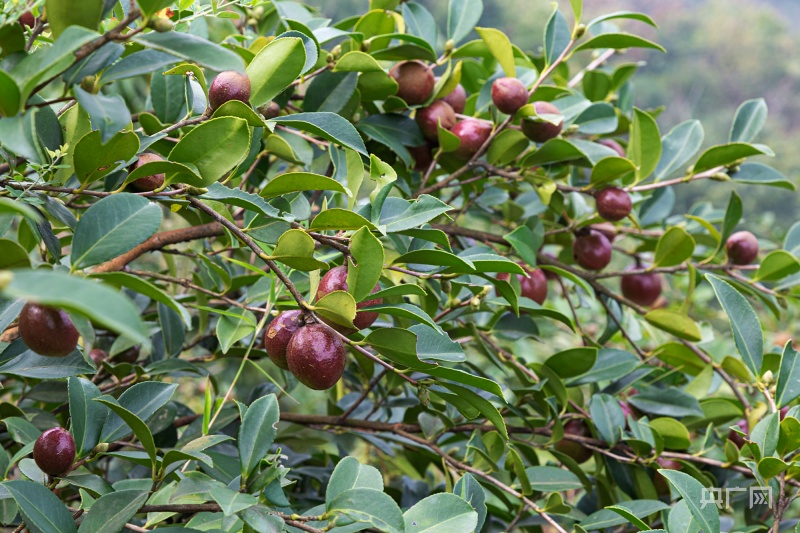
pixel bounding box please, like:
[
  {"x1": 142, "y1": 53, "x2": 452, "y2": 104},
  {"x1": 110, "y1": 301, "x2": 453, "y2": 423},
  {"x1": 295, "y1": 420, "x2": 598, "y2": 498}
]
[{"x1": 0, "y1": 0, "x2": 798, "y2": 531}]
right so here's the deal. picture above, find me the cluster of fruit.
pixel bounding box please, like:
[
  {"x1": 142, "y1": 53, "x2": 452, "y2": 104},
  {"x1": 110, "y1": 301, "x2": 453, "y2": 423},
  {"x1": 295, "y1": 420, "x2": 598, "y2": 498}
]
[{"x1": 263, "y1": 266, "x2": 382, "y2": 390}]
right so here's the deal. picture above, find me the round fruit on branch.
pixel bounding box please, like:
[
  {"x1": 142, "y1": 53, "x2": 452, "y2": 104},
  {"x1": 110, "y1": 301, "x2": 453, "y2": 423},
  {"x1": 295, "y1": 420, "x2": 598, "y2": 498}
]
[
  {"x1": 129, "y1": 153, "x2": 165, "y2": 192},
  {"x1": 208, "y1": 71, "x2": 251, "y2": 111},
  {"x1": 33, "y1": 427, "x2": 76, "y2": 477},
  {"x1": 264, "y1": 309, "x2": 304, "y2": 370},
  {"x1": 316, "y1": 265, "x2": 382, "y2": 332},
  {"x1": 441, "y1": 83, "x2": 467, "y2": 114},
  {"x1": 450, "y1": 119, "x2": 493, "y2": 159},
  {"x1": 726, "y1": 230, "x2": 759, "y2": 265},
  {"x1": 389, "y1": 60, "x2": 435, "y2": 105},
  {"x1": 415, "y1": 100, "x2": 456, "y2": 141},
  {"x1": 554, "y1": 419, "x2": 593, "y2": 464},
  {"x1": 498, "y1": 265, "x2": 548, "y2": 304},
  {"x1": 520, "y1": 101, "x2": 564, "y2": 143},
  {"x1": 18, "y1": 303, "x2": 79, "y2": 357},
  {"x1": 620, "y1": 268, "x2": 663, "y2": 307},
  {"x1": 595, "y1": 186, "x2": 632, "y2": 222},
  {"x1": 285, "y1": 323, "x2": 346, "y2": 390},
  {"x1": 491, "y1": 77, "x2": 528, "y2": 115},
  {"x1": 572, "y1": 229, "x2": 613, "y2": 271}
]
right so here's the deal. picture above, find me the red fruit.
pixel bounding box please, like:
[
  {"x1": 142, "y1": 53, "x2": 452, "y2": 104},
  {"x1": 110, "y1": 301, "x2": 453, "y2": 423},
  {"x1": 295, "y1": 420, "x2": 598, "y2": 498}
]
[
  {"x1": 780, "y1": 406, "x2": 790, "y2": 420},
  {"x1": 263, "y1": 310, "x2": 303, "y2": 370},
  {"x1": 491, "y1": 77, "x2": 528, "y2": 114},
  {"x1": 726, "y1": 231, "x2": 759, "y2": 265},
  {"x1": 19, "y1": 11, "x2": 35, "y2": 28},
  {"x1": 316, "y1": 265, "x2": 382, "y2": 331},
  {"x1": 554, "y1": 419, "x2": 592, "y2": 463},
  {"x1": 114, "y1": 346, "x2": 140, "y2": 363},
  {"x1": 592, "y1": 223, "x2": 618, "y2": 243},
  {"x1": 89, "y1": 348, "x2": 107, "y2": 366},
  {"x1": 408, "y1": 142, "x2": 434, "y2": 171},
  {"x1": 130, "y1": 153, "x2": 165, "y2": 192},
  {"x1": 572, "y1": 230, "x2": 612, "y2": 271},
  {"x1": 286, "y1": 324, "x2": 346, "y2": 390},
  {"x1": 415, "y1": 100, "x2": 456, "y2": 141},
  {"x1": 595, "y1": 186, "x2": 632, "y2": 222},
  {"x1": 208, "y1": 71, "x2": 251, "y2": 111},
  {"x1": 258, "y1": 101, "x2": 280, "y2": 119},
  {"x1": 441, "y1": 83, "x2": 467, "y2": 114},
  {"x1": 619, "y1": 400, "x2": 635, "y2": 421},
  {"x1": 449, "y1": 119, "x2": 493, "y2": 159},
  {"x1": 389, "y1": 60, "x2": 435, "y2": 105},
  {"x1": 598, "y1": 138, "x2": 625, "y2": 157},
  {"x1": 621, "y1": 269, "x2": 663, "y2": 307},
  {"x1": 33, "y1": 428, "x2": 76, "y2": 476},
  {"x1": 728, "y1": 418, "x2": 748, "y2": 448},
  {"x1": 498, "y1": 266, "x2": 548, "y2": 304},
  {"x1": 18, "y1": 303, "x2": 79, "y2": 357},
  {"x1": 520, "y1": 101, "x2": 564, "y2": 143}
]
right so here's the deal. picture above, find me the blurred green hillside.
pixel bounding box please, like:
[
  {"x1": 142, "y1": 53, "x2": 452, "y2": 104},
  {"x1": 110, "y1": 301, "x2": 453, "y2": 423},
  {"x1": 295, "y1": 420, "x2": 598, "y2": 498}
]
[{"x1": 301, "y1": 0, "x2": 800, "y2": 233}]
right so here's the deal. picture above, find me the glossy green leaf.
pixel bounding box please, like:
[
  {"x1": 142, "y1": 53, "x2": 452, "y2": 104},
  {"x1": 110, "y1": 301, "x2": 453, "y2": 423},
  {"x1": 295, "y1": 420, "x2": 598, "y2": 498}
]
[
  {"x1": 590, "y1": 156, "x2": 636, "y2": 186},
  {"x1": 215, "y1": 307, "x2": 257, "y2": 353},
  {"x1": 247, "y1": 37, "x2": 305, "y2": 107},
  {"x1": 310, "y1": 209, "x2": 377, "y2": 231},
  {"x1": 404, "y1": 492, "x2": 477, "y2": 533},
  {"x1": 168, "y1": 117, "x2": 251, "y2": 187},
  {"x1": 0, "y1": 339, "x2": 94, "y2": 379},
  {"x1": 71, "y1": 194, "x2": 162, "y2": 270},
  {"x1": 239, "y1": 394, "x2": 279, "y2": 480},
  {"x1": 346, "y1": 227, "x2": 384, "y2": 302},
  {"x1": 644, "y1": 309, "x2": 702, "y2": 342},
  {"x1": 260, "y1": 172, "x2": 349, "y2": 199},
  {"x1": 100, "y1": 381, "x2": 178, "y2": 443},
  {"x1": 447, "y1": 0, "x2": 483, "y2": 44},
  {"x1": 326, "y1": 457, "x2": 383, "y2": 507},
  {"x1": 329, "y1": 488, "x2": 404, "y2": 533},
  {"x1": 754, "y1": 250, "x2": 800, "y2": 282},
  {"x1": 77, "y1": 490, "x2": 149, "y2": 533},
  {"x1": 730, "y1": 162, "x2": 795, "y2": 190},
  {"x1": 653, "y1": 226, "x2": 695, "y2": 267},
  {"x1": 543, "y1": 7, "x2": 571, "y2": 66},
  {"x1": 96, "y1": 397, "x2": 157, "y2": 465},
  {"x1": 68, "y1": 377, "x2": 104, "y2": 458},
  {"x1": 628, "y1": 108, "x2": 662, "y2": 183},
  {"x1": 271, "y1": 112, "x2": 367, "y2": 155},
  {"x1": 476, "y1": 27, "x2": 515, "y2": 77},
  {"x1": 91, "y1": 272, "x2": 191, "y2": 327},
  {"x1": 574, "y1": 33, "x2": 665, "y2": 53},
  {"x1": 3, "y1": 480, "x2": 77, "y2": 533},
  {"x1": 776, "y1": 341, "x2": 800, "y2": 408},
  {"x1": 268, "y1": 229, "x2": 328, "y2": 271},
  {"x1": 729, "y1": 98, "x2": 767, "y2": 143},
  {"x1": 706, "y1": 274, "x2": 763, "y2": 376},
  {"x1": 525, "y1": 466, "x2": 583, "y2": 492},
  {"x1": 692, "y1": 143, "x2": 767, "y2": 174},
  {"x1": 73, "y1": 130, "x2": 139, "y2": 186},
  {"x1": 654, "y1": 120, "x2": 704, "y2": 180},
  {"x1": 135, "y1": 32, "x2": 245, "y2": 73},
  {"x1": 312, "y1": 291, "x2": 357, "y2": 329},
  {"x1": 590, "y1": 393, "x2": 625, "y2": 445}
]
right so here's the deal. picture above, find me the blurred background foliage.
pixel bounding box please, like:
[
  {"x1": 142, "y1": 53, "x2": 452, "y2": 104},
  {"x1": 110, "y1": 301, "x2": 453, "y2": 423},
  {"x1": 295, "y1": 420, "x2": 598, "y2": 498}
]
[{"x1": 303, "y1": 0, "x2": 800, "y2": 238}]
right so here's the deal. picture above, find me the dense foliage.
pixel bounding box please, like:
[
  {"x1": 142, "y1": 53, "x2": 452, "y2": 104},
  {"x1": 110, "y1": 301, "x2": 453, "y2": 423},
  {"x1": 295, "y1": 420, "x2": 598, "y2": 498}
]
[{"x1": 0, "y1": 0, "x2": 798, "y2": 531}]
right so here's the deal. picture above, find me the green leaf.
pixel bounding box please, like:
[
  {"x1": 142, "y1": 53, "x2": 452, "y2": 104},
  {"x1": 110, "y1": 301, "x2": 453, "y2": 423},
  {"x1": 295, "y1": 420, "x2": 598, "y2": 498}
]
[
  {"x1": 580, "y1": 500, "x2": 669, "y2": 529},
  {"x1": 475, "y1": 27, "x2": 515, "y2": 77},
  {"x1": 247, "y1": 37, "x2": 305, "y2": 108},
  {"x1": 649, "y1": 418, "x2": 691, "y2": 449},
  {"x1": 100, "y1": 382, "x2": 178, "y2": 443},
  {"x1": 440, "y1": 383, "x2": 507, "y2": 438},
  {"x1": 504, "y1": 224, "x2": 543, "y2": 267},
  {"x1": 239, "y1": 394, "x2": 279, "y2": 481},
  {"x1": 91, "y1": 272, "x2": 191, "y2": 328},
  {"x1": 209, "y1": 486, "x2": 258, "y2": 516},
  {"x1": 653, "y1": 226, "x2": 695, "y2": 267},
  {"x1": 2, "y1": 270, "x2": 149, "y2": 346},
  {"x1": 95, "y1": 397, "x2": 157, "y2": 466},
  {"x1": 447, "y1": 0, "x2": 483, "y2": 44},
  {"x1": 77, "y1": 490, "x2": 149, "y2": 533},
  {"x1": 168, "y1": 117, "x2": 252, "y2": 187},
  {"x1": 730, "y1": 162, "x2": 795, "y2": 189},
  {"x1": 629, "y1": 388, "x2": 703, "y2": 418},
  {"x1": 380, "y1": 196, "x2": 452, "y2": 233},
  {"x1": 74, "y1": 87, "x2": 131, "y2": 144},
  {"x1": 71, "y1": 194, "x2": 162, "y2": 270},
  {"x1": 135, "y1": 31, "x2": 245, "y2": 73},
  {"x1": 271, "y1": 112, "x2": 367, "y2": 155},
  {"x1": 628, "y1": 108, "x2": 662, "y2": 183},
  {"x1": 585, "y1": 11, "x2": 657, "y2": 29},
  {"x1": 758, "y1": 457, "x2": 789, "y2": 480},
  {"x1": 454, "y1": 474, "x2": 487, "y2": 532},
  {"x1": 692, "y1": 143, "x2": 767, "y2": 174},
  {"x1": 658, "y1": 470, "x2": 719, "y2": 533},
  {"x1": 402, "y1": 2, "x2": 438, "y2": 45},
  {"x1": 706, "y1": 274, "x2": 763, "y2": 376},
  {"x1": 163, "y1": 62, "x2": 208, "y2": 94},
  {"x1": 574, "y1": 102, "x2": 618, "y2": 134},
  {"x1": 312, "y1": 291, "x2": 357, "y2": 329},
  {"x1": 644, "y1": 309, "x2": 702, "y2": 342},
  {"x1": 729, "y1": 98, "x2": 767, "y2": 143},
  {"x1": 393, "y1": 250, "x2": 474, "y2": 271},
  {"x1": 589, "y1": 393, "x2": 625, "y2": 445},
  {"x1": 260, "y1": 172, "x2": 348, "y2": 199},
  {"x1": 310, "y1": 209, "x2": 377, "y2": 231},
  {"x1": 122, "y1": 159, "x2": 201, "y2": 190},
  {"x1": 0, "y1": 339, "x2": 94, "y2": 379},
  {"x1": 754, "y1": 250, "x2": 800, "y2": 282},
  {"x1": 751, "y1": 411, "x2": 780, "y2": 458},
  {"x1": 334, "y1": 51, "x2": 384, "y2": 72},
  {"x1": 0, "y1": 71, "x2": 21, "y2": 117},
  {"x1": 326, "y1": 457, "x2": 383, "y2": 507},
  {"x1": 711, "y1": 190, "x2": 742, "y2": 260},
  {"x1": 590, "y1": 156, "x2": 636, "y2": 186},
  {"x1": 654, "y1": 120, "x2": 704, "y2": 180},
  {"x1": 199, "y1": 182, "x2": 281, "y2": 219},
  {"x1": 543, "y1": 7, "x2": 571, "y2": 66},
  {"x1": 525, "y1": 466, "x2": 583, "y2": 492},
  {"x1": 606, "y1": 507, "x2": 649, "y2": 530},
  {"x1": 346, "y1": 227, "x2": 384, "y2": 302},
  {"x1": 544, "y1": 347, "x2": 597, "y2": 378},
  {"x1": 216, "y1": 307, "x2": 257, "y2": 353},
  {"x1": 267, "y1": 229, "x2": 328, "y2": 271},
  {"x1": 776, "y1": 342, "x2": 800, "y2": 408},
  {"x1": 73, "y1": 130, "x2": 139, "y2": 185},
  {"x1": 328, "y1": 488, "x2": 404, "y2": 533},
  {"x1": 404, "y1": 492, "x2": 478, "y2": 533},
  {"x1": 487, "y1": 129, "x2": 529, "y2": 166},
  {"x1": 68, "y1": 378, "x2": 104, "y2": 458},
  {"x1": 3, "y1": 480, "x2": 77, "y2": 533},
  {"x1": 574, "y1": 32, "x2": 665, "y2": 53},
  {"x1": 0, "y1": 197, "x2": 41, "y2": 224},
  {"x1": 211, "y1": 99, "x2": 265, "y2": 127}
]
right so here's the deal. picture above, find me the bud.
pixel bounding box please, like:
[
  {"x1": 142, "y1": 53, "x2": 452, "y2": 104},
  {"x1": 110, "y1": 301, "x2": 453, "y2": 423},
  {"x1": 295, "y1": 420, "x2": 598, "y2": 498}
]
[
  {"x1": 762, "y1": 370, "x2": 774, "y2": 384},
  {"x1": 710, "y1": 172, "x2": 730, "y2": 181},
  {"x1": 361, "y1": 39, "x2": 371, "y2": 52},
  {"x1": 150, "y1": 17, "x2": 174, "y2": 32},
  {"x1": 184, "y1": 186, "x2": 208, "y2": 195},
  {"x1": 80, "y1": 76, "x2": 96, "y2": 93},
  {"x1": 470, "y1": 296, "x2": 481, "y2": 310},
  {"x1": 444, "y1": 39, "x2": 455, "y2": 55},
  {"x1": 441, "y1": 279, "x2": 452, "y2": 294},
  {"x1": 0, "y1": 271, "x2": 12, "y2": 291},
  {"x1": 417, "y1": 385, "x2": 430, "y2": 407},
  {"x1": 331, "y1": 45, "x2": 342, "y2": 60},
  {"x1": 573, "y1": 24, "x2": 587, "y2": 39},
  {"x1": 91, "y1": 443, "x2": 109, "y2": 457}
]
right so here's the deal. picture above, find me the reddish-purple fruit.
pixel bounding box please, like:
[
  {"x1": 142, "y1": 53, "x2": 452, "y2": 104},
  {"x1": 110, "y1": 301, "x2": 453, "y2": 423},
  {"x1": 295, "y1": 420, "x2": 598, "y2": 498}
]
[
  {"x1": 33, "y1": 428, "x2": 76, "y2": 476},
  {"x1": 408, "y1": 143, "x2": 434, "y2": 171},
  {"x1": 592, "y1": 223, "x2": 618, "y2": 243},
  {"x1": 572, "y1": 230, "x2": 612, "y2": 271},
  {"x1": 728, "y1": 418, "x2": 748, "y2": 448},
  {"x1": 263, "y1": 310, "x2": 303, "y2": 370},
  {"x1": 389, "y1": 60, "x2": 435, "y2": 105},
  {"x1": 498, "y1": 267, "x2": 548, "y2": 304},
  {"x1": 18, "y1": 303, "x2": 79, "y2": 357},
  {"x1": 441, "y1": 83, "x2": 467, "y2": 114},
  {"x1": 415, "y1": 100, "x2": 456, "y2": 141},
  {"x1": 19, "y1": 11, "x2": 35, "y2": 28},
  {"x1": 208, "y1": 71, "x2": 251, "y2": 111},
  {"x1": 286, "y1": 324, "x2": 346, "y2": 390},
  {"x1": 621, "y1": 269, "x2": 663, "y2": 307},
  {"x1": 450, "y1": 119, "x2": 493, "y2": 159},
  {"x1": 554, "y1": 419, "x2": 592, "y2": 463},
  {"x1": 520, "y1": 101, "x2": 564, "y2": 143},
  {"x1": 491, "y1": 77, "x2": 528, "y2": 114},
  {"x1": 654, "y1": 457, "x2": 682, "y2": 495},
  {"x1": 595, "y1": 186, "x2": 632, "y2": 222},
  {"x1": 316, "y1": 265, "x2": 382, "y2": 331},
  {"x1": 619, "y1": 400, "x2": 636, "y2": 421},
  {"x1": 598, "y1": 138, "x2": 625, "y2": 157},
  {"x1": 258, "y1": 101, "x2": 280, "y2": 119},
  {"x1": 130, "y1": 152, "x2": 165, "y2": 192},
  {"x1": 115, "y1": 346, "x2": 140, "y2": 363},
  {"x1": 726, "y1": 231, "x2": 759, "y2": 265},
  {"x1": 89, "y1": 348, "x2": 107, "y2": 366}
]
